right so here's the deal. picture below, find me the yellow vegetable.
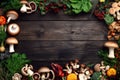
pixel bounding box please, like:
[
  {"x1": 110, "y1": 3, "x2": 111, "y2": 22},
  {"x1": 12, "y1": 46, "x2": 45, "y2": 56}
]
[
  {"x1": 67, "y1": 73, "x2": 77, "y2": 80},
  {"x1": 0, "y1": 46, "x2": 5, "y2": 52},
  {"x1": 107, "y1": 68, "x2": 116, "y2": 77},
  {"x1": 99, "y1": 0, "x2": 105, "y2": 2}
]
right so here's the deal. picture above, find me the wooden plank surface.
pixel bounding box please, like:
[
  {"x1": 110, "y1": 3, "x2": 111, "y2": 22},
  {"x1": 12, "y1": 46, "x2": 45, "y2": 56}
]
[
  {"x1": 16, "y1": 40, "x2": 105, "y2": 61},
  {"x1": 14, "y1": 40, "x2": 106, "y2": 68},
  {"x1": 16, "y1": 21, "x2": 107, "y2": 40},
  {"x1": 18, "y1": 11, "x2": 96, "y2": 21}
]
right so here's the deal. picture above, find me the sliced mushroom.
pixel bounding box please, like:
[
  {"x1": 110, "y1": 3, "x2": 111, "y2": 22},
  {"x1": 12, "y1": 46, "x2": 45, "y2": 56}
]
[
  {"x1": 12, "y1": 73, "x2": 22, "y2": 80},
  {"x1": 78, "y1": 73, "x2": 87, "y2": 80},
  {"x1": 32, "y1": 72, "x2": 40, "y2": 80},
  {"x1": 20, "y1": 0, "x2": 32, "y2": 13},
  {"x1": 6, "y1": 10, "x2": 18, "y2": 23},
  {"x1": 63, "y1": 63, "x2": 72, "y2": 74},
  {"x1": 29, "y1": 1, "x2": 37, "y2": 12},
  {"x1": 7, "y1": 23, "x2": 20, "y2": 36},
  {"x1": 21, "y1": 64, "x2": 34, "y2": 76},
  {"x1": 38, "y1": 67, "x2": 55, "y2": 80},
  {"x1": 6, "y1": 37, "x2": 18, "y2": 53}
]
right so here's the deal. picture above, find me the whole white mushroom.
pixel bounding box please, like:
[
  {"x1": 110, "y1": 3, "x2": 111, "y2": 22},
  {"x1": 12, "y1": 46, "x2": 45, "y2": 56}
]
[{"x1": 104, "y1": 41, "x2": 119, "y2": 58}]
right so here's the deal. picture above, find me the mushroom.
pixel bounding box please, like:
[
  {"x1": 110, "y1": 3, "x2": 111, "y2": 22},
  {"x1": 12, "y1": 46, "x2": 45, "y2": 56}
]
[
  {"x1": 70, "y1": 59, "x2": 80, "y2": 70},
  {"x1": 94, "y1": 63, "x2": 101, "y2": 72},
  {"x1": 20, "y1": 0, "x2": 32, "y2": 13},
  {"x1": 104, "y1": 41, "x2": 119, "y2": 58},
  {"x1": 6, "y1": 10, "x2": 18, "y2": 23},
  {"x1": 29, "y1": 1, "x2": 37, "y2": 12},
  {"x1": 21, "y1": 64, "x2": 34, "y2": 76},
  {"x1": 85, "y1": 70, "x2": 92, "y2": 79},
  {"x1": 6, "y1": 37, "x2": 18, "y2": 53},
  {"x1": 78, "y1": 73, "x2": 87, "y2": 80},
  {"x1": 32, "y1": 72, "x2": 40, "y2": 80},
  {"x1": 80, "y1": 64, "x2": 86, "y2": 73},
  {"x1": 63, "y1": 63, "x2": 72, "y2": 74},
  {"x1": 12, "y1": 73, "x2": 22, "y2": 80},
  {"x1": 7, "y1": 23, "x2": 20, "y2": 36},
  {"x1": 38, "y1": 67, "x2": 55, "y2": 80}
]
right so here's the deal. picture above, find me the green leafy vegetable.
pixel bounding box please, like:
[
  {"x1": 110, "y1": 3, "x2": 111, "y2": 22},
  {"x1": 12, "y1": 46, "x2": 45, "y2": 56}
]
[
  {"x1": 0, "y1": 61, "x2": 9, "y2": 80},
  {"x1": 63, "y1": 0, "x2": 92, "y2": 15},
  {"x1": 91, "y1": 72, "x2": 101, "y2": 80},
  {"x1": 0, "y1": 26, "x2": 7, "y2": 43},
  {"x1": 0, "y1": 0, "x2": 22, "y2": 13},
  {"x1": 3, "y1": 53, "x2": 30, "y2": 79},
  {"x1": 97, "y1": 50, "x2": 117, "y2": 67},
  {"x1": 104, "y1": 14, "x2": 114, "y2": 25}
]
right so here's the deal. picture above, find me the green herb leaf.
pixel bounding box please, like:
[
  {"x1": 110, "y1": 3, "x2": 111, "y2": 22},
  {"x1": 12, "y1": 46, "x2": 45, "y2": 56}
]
[{"x1": 104, "y1": 14, "x2": 114, "y2": 25}]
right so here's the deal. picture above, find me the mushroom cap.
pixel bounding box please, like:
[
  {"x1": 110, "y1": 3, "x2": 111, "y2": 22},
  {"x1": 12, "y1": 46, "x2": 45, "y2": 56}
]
[
  {"x1": 94, "y1": 63, "x2": 101, "y2": 72},
  {"x1": 6, "y1": 10, "x2": 18, "y2": 20},
  {"x1": 20, "y1": 0, "x2": 28, "y2": 4},
  {"x1": 6, "y1": 37, "x2": 18, "y2": 44},
  {"x1": 104, "y1": 41, "x2": 119, "y2": 48},
  {"x1": 7, "y1": 23, "x2": 20, "y2": 36},
  {"x1": 109, "y1": 8, "x2": 115, "y2": 15},
  {"x1": 112, "y1": 2, "x2": 118, "y2": 8},
  {"x1": 38, "y1": 67, "x2": 50, "y2": 73}
]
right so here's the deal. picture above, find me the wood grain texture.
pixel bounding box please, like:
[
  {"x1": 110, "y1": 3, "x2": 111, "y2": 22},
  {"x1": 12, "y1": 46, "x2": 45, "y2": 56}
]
[
  {"x1": 16, "y1": 21, "x2": 107, "y2": 40},
  {"x1": 14, "y1": 40, "x2": 106, "y2": 68},
  {"x1": 16, "y1": 41, "x2": 105, "y2": 56},
  {"x1": 18, "y1": 11, "x2": 96, "y2": 21}
]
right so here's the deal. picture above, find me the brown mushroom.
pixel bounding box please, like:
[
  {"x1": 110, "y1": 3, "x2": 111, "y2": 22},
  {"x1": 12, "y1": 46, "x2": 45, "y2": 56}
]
[
  {"x1": 38, "y1": 67, "x2": 51, "y2": 73},
  {"x1": 104, "y1": 41, "x2": 119, "y2": 58},
  {"x1": 29, "y1": 1, "x2": 37, "y2": 12},
  {"x1": 20, "y1": 0, "x2": 32, "y2": 13},
  {"x1": 109, "y1": 8, "x2": 116, "y2": 15},
  {"x1": 6, "y1": 37, "x2": 18, "y2": 53},
  {"x1": 7, "y1": 23, "x2": 20, "y2": 36},
  {"x1": 21, "y1": 64, "x2": 34, "y2": 76},
  {"x1": 6, "y1": 10, "x2": 18, "y2": 23},
  {"x1": 12, "y1": 73, "x2": 22, "y2": 80},
  {"x1": 94, "y1": 63, "x2": 101, "y2": 72},
  {"x1": 112, "y1": 2, "x2": 118, "y2": 8},
  {"x1": 38, "y1": 67, "x2": 55, "y2": 80},
  {"x1": 32, "y1": 72, "x2": 40, "y2": 80}
]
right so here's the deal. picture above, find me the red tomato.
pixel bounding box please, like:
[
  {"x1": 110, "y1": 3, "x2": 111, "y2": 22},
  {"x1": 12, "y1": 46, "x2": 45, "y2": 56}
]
[{"x1": 0, "y1": 16, "x2": 6, "y2": 25}]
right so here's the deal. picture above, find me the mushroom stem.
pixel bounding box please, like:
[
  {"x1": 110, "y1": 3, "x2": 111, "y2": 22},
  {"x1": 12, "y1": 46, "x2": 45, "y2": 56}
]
[
  {"x1": 7, "y1": 17, "x2": 11, "y2": 23},
  {"x1": 9, "y1": 44, "x2": 15, "y2": 53},
  {"x1": 108, "y1": 47, "x2": 115, "y2": 58},
  {"x1": 20, "y1": 4, "x2": 31, "y2": 13},
  {"x1": 41, "y1": 74, "x2": 46, "y2": 80},
  {"x1": 27, "y1": 69, "x2": 34, "y2": 76},
  {"x1": 20, "y1": 4, "x2": 27, "y2": 13}
]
